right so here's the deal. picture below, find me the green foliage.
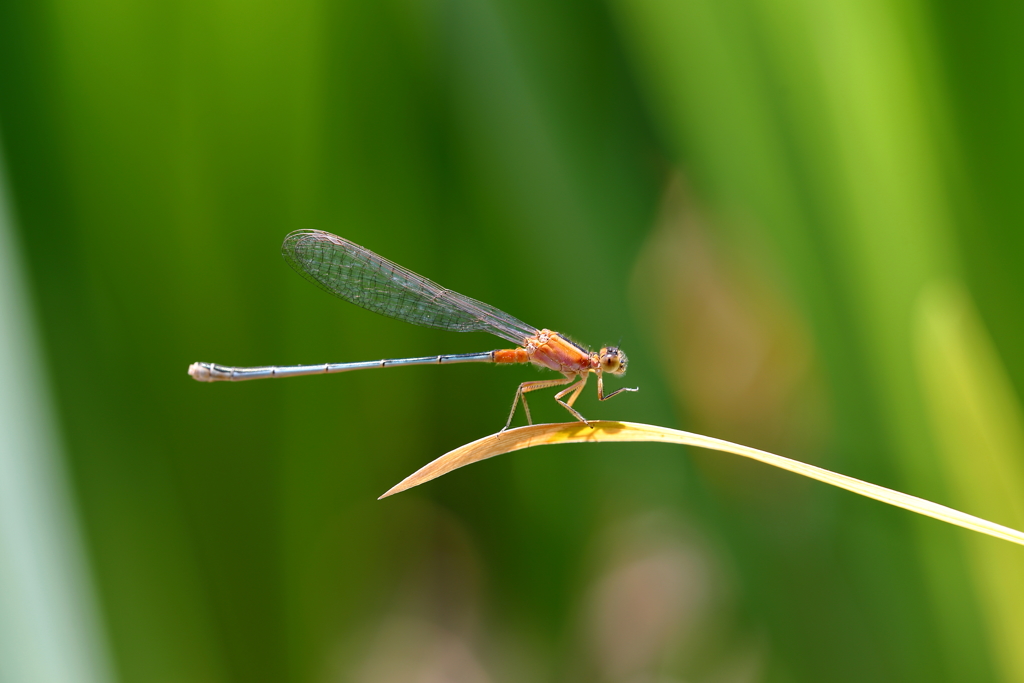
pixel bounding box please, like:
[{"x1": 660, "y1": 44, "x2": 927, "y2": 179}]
[{"x1": 1, "y1": 0, "x2": 1022, "y2": 681}]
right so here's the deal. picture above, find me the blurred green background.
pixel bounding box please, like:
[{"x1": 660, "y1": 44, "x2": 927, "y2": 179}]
[{"x1": 2, "y1": 0, "x2": 1024, "y2": 681}]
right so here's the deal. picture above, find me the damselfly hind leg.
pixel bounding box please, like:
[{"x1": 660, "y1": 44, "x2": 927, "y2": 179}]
[{"x1": 502, "y1": 375, "x2": 575, "y2": 432}]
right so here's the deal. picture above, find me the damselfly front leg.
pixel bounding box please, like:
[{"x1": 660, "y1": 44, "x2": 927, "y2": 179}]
[{"x1": 596, "y1": 372, "x2": 638, "y2": 402}]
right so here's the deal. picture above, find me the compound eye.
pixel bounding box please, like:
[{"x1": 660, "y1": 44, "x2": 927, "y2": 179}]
[{"x1": 600, "y1": 347, "x2": 623, "y2": 373}]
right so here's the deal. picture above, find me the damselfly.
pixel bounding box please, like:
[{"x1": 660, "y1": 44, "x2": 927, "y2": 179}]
[{"x1": 188, "y1": 230, "x2": 637, "y2": 429}]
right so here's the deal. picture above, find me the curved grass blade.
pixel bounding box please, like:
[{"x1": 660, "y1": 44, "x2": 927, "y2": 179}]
[{"x1": 379, "y1": 421, "x2": 1024, "y2": 547}]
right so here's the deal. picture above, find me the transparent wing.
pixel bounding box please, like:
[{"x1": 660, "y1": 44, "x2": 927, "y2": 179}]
[{"x1": 281, "y1": 230, "x2": 538, "y2": 346}]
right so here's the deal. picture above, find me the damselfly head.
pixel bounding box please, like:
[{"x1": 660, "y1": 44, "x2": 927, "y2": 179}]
[{"x1": 599, "y1": 347, "x2": 628, "y2": 374}]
